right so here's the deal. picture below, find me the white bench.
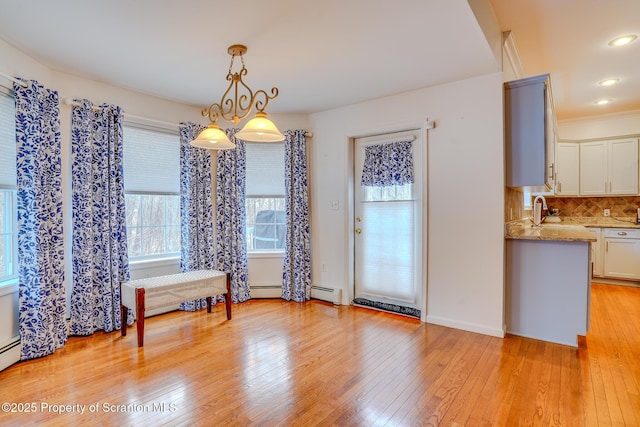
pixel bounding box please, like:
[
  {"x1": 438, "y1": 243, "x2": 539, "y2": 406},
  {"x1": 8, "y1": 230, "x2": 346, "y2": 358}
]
[{"x1": 120, "y1": 270, "x2": 231, "y2": 347}]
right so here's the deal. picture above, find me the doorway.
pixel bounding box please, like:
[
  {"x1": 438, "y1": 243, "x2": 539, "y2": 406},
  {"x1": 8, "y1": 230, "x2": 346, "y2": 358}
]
[{"x1": 353, "y1": 129, "x2": 423, "y2": 315}]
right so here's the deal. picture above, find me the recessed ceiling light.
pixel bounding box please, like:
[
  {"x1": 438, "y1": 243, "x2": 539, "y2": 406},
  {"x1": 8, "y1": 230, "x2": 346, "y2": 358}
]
[
  {"x1": 595, "y1": 99, "x2": 612, "y2": 105},
  {"x1": 608, "y1": 35, "x2": 637, "y2": 46},
  {"x1": 598, "y1": 78, "x2": 620, "y2": 86}
]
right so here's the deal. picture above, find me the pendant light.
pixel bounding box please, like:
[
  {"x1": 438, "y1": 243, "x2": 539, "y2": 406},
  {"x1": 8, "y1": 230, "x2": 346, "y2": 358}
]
[{"x1": 191, "y1": 44, "x2": 285, "y2": 150}]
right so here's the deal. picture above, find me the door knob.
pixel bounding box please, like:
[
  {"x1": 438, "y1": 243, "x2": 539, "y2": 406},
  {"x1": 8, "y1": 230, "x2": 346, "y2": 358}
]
[{"x1": 355, "y1": 228, "x2": 362, "y2": 234}]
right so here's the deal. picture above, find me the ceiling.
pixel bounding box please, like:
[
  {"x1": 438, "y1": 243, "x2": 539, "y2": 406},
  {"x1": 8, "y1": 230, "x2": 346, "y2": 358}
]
[
  {"x1": 489, "y1": 0, "x2": 640, "y2": 120},
  {"x1": 0, "y1": 0, "x2": 498, "y2": 116},
  {"x1": 1, "y1": 1, "x2": 638, "y2": 121}
]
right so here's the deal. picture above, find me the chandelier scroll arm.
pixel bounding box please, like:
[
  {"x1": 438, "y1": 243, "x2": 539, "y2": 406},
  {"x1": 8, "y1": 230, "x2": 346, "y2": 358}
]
[{"x1": 253, "y1": 87, "x2": 279, "y2": 113}]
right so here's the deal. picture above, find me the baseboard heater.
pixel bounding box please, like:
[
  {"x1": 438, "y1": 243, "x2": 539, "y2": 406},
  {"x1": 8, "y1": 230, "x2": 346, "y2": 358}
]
[
  {"x1": 0, "y1": 336, "x2": 21, "y2": 372},
  {"x1": 310, "y1": 286, "x2": 342, "y2": 305},
  {"x1": 250, "y1": 285, "x2": 282, "y2": 299},
  {"x1": 250, "y1": 285, "x2": 342, "y2": 305}
]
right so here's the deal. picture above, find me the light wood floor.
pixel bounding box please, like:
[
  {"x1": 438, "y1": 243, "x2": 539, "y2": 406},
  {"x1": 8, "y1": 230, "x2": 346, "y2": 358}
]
[{"x1": 0, "y1": 283, "x2": 638, "y2": 426}]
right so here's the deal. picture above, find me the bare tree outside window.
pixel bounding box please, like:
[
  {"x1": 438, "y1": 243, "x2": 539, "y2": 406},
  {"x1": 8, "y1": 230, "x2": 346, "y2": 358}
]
[{"x1": 125, "y1": 194, "x2": 180, "y2": 259}]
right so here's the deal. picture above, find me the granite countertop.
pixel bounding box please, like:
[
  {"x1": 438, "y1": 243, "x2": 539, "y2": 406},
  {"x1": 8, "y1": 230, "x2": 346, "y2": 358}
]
[
  {"x1": 505, "y1": 220, "x2": 597, "y2": 242},
  {"x1": 555, "y1": 216, "x2": 640, "y2": 229}
]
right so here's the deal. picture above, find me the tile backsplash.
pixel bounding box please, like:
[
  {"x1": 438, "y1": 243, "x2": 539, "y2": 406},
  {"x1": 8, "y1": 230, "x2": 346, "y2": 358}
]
[
  {"x1": 505, "y1": 187, "x2": 525, "y2": 221},
  {"x1": 504, "y1": 188, "x2": 640, "y2": 221},
  {"x1": 546, "y1": 196, "x2": 640, "y2": 218}
]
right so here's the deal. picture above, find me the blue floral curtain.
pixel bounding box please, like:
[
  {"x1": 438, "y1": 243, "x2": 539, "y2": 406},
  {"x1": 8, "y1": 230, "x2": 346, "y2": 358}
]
[
  {"x1": 69, "y1": 99, "x2": 131, "y2": 335},
  {"x1": 361, "y1": 140, "x2": 414, "y2": 187},
  {"x1": 216, "y1": 129, "x2": 250, "y2": 303},
  {"x1": 14, "y1": 79, "x2": 66, "y2": 360},
  {"x1": 282, "y1": 130, "x2": 311, "y2": 302},
  {"x1": 179, "y1": 122, "x2": 216, "y2": 311}
]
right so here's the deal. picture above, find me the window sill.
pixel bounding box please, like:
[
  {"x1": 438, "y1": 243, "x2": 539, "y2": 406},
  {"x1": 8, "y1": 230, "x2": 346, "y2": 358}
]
[
  {"x1": 129, "y1": 256, "x2": 180, "y2": 269},
  {"x1": 248, "y1": 251, "x2": 285, "y2": 259},
  {"x1": 0, "y1": 278, "x2": 19, "y2": 297}
]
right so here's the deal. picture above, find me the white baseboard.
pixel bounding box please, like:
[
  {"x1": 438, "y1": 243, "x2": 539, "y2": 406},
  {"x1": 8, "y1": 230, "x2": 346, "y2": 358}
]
[
  {"x1": 592, "y1": 278, "x2": 639, "y2": 288},
  {"x1": 426, "y1": 315, "x2": 505, "y2": 338}
]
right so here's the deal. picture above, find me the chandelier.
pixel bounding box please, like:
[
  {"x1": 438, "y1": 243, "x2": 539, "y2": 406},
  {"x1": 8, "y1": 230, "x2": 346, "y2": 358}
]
[{"x1": 191, "y1": 44, "x2": 285, "y2": 150}]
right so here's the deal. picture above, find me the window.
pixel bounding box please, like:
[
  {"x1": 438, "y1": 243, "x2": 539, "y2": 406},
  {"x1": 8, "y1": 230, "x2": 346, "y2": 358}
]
[
  {"x1": 245, "y1": 142, "x2": 286, "y2": 252},
  {"x1": 123, "y1": 123, "x2": 181, "y2": 261},
  {"x1": 0, "y1": 88, "x2": 17, "y2": 284},
  {"x1": 125, "y1": 194, "x2": 180, "y2": 259}
]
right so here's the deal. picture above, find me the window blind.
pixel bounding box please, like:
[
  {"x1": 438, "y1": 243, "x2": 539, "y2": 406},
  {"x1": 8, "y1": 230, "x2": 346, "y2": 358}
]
[
  {"x1": 0, "y1": 91, "x2": 16, "y2": 188},
  {"x1": 123, "y1": 124, "x2": 180, "y2": 194},
  {"x1": 245, "y1": 142, "x2": 285, "y2": 196}
]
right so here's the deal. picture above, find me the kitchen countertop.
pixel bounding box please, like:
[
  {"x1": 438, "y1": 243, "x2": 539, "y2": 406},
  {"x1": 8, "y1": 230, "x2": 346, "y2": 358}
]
[
  {"x1": 505, "y1": 220, "x2": 597, "y2": 242},
  {"x1": 555, "y1": 216, "x2": 640, "y2": 229}
]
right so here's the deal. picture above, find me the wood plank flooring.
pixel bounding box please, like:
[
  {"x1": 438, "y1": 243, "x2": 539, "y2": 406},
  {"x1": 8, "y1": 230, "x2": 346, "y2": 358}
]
[{"x1": 0, "y1": 283, "x2": 638, "y2": 426}]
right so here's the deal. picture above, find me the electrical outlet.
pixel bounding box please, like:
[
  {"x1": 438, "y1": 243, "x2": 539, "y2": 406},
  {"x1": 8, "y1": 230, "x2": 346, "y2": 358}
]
[{"x1": 604, "y1": 209, "x2": 610, "y2": 217}]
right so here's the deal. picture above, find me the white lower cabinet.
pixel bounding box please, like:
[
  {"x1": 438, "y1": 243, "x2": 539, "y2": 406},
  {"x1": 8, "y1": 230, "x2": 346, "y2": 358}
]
[
  {"x1": 603, "y1": 228, "x2": 640, "y2": 280},
  {"x1": 586, "y1": 227, "x2": 602, "y2": 277}
]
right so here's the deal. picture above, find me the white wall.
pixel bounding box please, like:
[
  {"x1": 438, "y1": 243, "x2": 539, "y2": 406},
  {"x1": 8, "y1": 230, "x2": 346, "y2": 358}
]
[
  {"x1": 310, "y1": 72, "x2": 505, "y2": 337},
  {"x1": 558, "y1": 110, "x2": 640, "y2": 140}
]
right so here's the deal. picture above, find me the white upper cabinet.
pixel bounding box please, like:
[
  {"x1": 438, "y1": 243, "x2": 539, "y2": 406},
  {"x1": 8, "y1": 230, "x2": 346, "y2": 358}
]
[
  {"x1": 555, "y1": 142, "x2": 580, "y2": 195},
  {"x1": 579, "y1": 141, "x2": 608, "y2": 195},
  {"x1": 609, "y1": 139, "x2": 639, "y2": 195},
  {"x1": 505, "y1": 74, "x2": 556, "y2": 189},
  {"x1": 580, "y1": 138, "x2": 638, "y2": 196}
]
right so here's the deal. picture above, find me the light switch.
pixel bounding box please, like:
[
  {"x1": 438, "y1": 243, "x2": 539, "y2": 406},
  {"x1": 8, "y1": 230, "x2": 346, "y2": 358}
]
[{"x1": 330, "y1": 200, "x2": 339, "y2": 210}]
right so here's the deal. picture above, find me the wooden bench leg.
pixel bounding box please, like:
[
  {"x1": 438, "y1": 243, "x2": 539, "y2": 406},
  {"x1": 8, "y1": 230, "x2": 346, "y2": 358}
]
[
  {"x1": 206, "y1": 296, "x2": 212, "y2": 313},
  {"x1": 121, "y1": 303, "x2": 127, "y2": 337},
  {"x1": 136, "y1": 288, "x2": 145, "y2": 347},
  {"x1": 225, "y1": 273, "x2": 232, "y2": 320}
]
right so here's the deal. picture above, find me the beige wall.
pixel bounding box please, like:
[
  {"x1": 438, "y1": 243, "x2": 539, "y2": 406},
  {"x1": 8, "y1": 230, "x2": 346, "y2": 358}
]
[{"x1": 310, "y1": 72, "x2": 506, "y2": 337}]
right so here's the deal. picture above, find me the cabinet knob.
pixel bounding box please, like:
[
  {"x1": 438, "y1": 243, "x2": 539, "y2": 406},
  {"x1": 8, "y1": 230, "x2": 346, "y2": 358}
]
[
  {"x1": 355, "y1": 228, "x2": 362, "y2": 235},
  {"x1": 618, "y1": 231, "x2": 627, "y2": 236}
]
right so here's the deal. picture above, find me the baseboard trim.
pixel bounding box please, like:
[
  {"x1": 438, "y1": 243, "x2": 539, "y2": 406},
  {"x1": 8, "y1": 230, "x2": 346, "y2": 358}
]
[
  {"x1": 592, "y1": 278, "x2": 639, "y2": 288},
  {"x1": 426, "y1": 315, "x2": 505, "y2": 338}
]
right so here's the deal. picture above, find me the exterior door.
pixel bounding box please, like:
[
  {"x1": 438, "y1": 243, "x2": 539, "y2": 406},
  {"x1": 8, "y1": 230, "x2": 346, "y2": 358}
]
[{"x1": 354, "y1": 130, "x2": 422, "y2": 311}]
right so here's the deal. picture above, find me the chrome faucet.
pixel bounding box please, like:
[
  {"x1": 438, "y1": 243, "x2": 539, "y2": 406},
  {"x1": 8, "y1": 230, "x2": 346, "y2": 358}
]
[{"x1": 532, "y1": 195, "x2": 547, "y2": 226}]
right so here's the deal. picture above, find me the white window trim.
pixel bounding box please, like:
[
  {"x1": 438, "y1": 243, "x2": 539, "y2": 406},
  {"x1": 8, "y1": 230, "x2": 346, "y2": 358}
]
[
  {"x1": 0, "y1": 278, "x2": 18, "y2": 296},
  {"x1": 248, "y1": 251, "x2": 285, "y2": 259}
]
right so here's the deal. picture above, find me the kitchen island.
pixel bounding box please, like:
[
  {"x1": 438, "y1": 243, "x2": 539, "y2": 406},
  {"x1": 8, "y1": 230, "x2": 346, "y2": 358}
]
[{"x1": 505, "y1": 221, "x2": 596, "y2": 347}]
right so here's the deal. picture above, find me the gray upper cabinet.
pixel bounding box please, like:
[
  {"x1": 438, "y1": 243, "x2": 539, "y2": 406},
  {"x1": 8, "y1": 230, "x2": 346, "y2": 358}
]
[{"x1": 505, "y1": 74, "x2": 556, "y2": 188}]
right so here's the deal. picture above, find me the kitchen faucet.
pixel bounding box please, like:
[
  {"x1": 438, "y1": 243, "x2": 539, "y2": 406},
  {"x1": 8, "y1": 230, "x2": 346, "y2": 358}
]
[{"x1": 532, "y1": 195, "x2": 547, "y2": 226}]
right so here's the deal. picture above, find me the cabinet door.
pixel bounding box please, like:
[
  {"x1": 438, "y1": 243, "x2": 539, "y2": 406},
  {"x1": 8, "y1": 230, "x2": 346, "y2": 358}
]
[
  {"x1": 580, "y1": 141, "x2": 607, "y2": 195},
  {"x1": 555, "y1": 142, "x2": 580, "y2": 195},
  {"x1": 505, "y1": 74, "x2": 553, "y2": 188},
  {"x1": 604, "y1": 238, "x2": 640, "y2": 279},
  {"x1": 587, "y1": 228, "x2": 602, "y2": 277},
  {"x1": 609, "y1": 138, "x2": 638, "y2": 195}
]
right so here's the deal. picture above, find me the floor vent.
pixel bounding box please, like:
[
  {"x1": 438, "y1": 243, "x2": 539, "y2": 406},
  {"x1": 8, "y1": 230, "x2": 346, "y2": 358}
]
[{"x1": 311, "y1": 286, "x2": 342, "y2": 305}]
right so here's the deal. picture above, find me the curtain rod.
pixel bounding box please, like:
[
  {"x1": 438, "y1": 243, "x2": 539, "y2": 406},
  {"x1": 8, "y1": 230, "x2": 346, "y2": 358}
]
[
  {"x1": 62, "y1": 98, "x2": 179, "y2": 130},
  {"x1": 2, "y1": 86, "x2": 310, "y2": 136},
  {"x1": 0, "y1": 70, "x2": 28, "y2": 88},
  {"x1": 63, "y1": 98, "x2": 102, "y2": 111}
]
